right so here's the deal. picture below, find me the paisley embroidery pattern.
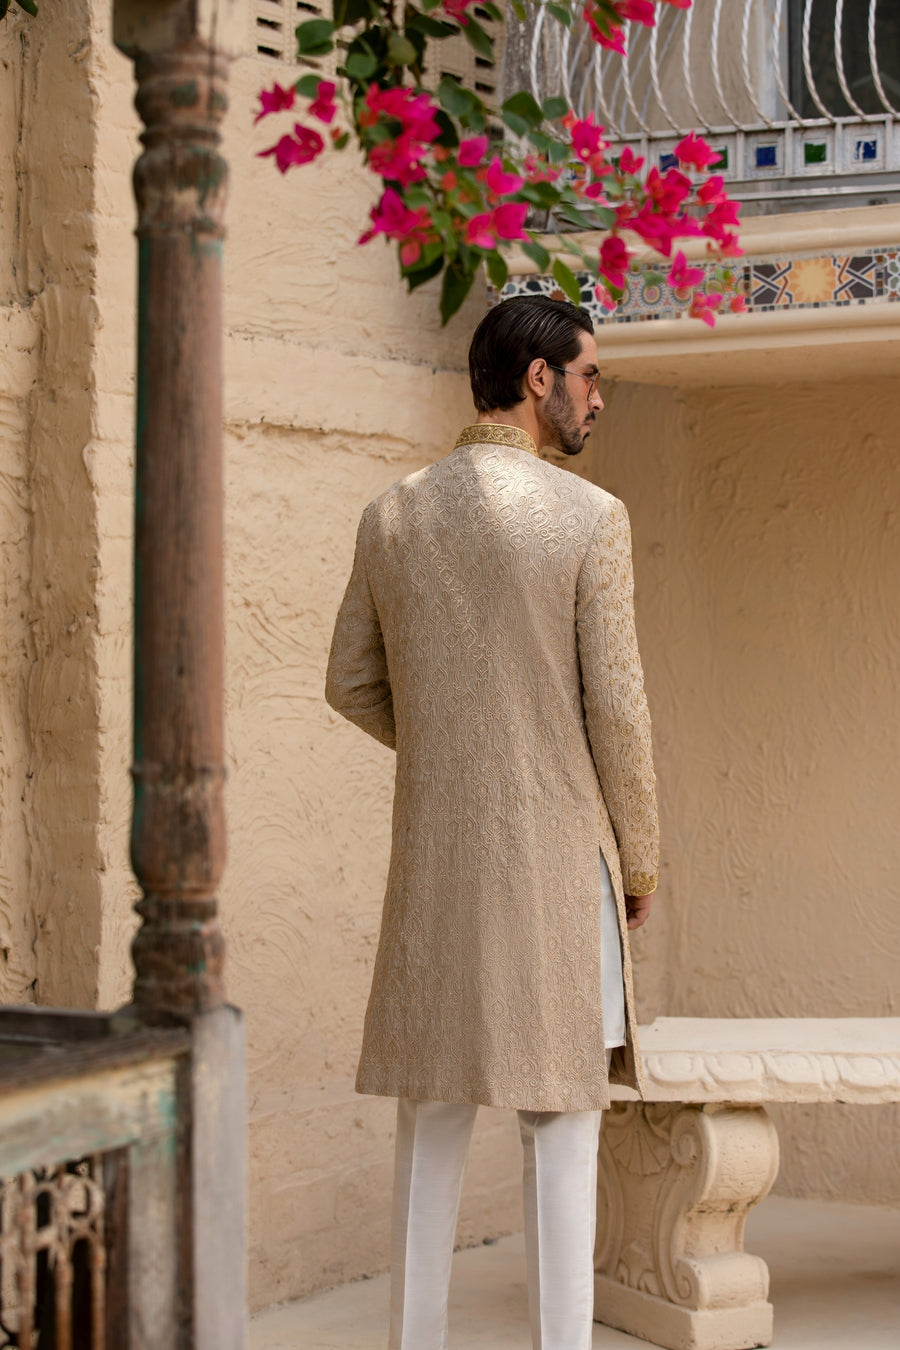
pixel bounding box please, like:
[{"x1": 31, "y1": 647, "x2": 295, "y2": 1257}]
[{"x1": 326, "y1": 433, "x2": 659, "y2": 1111}]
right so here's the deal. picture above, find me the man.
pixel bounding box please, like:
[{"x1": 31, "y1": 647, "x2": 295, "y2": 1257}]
[{"x1": 325, "y1": 295, "x2": 658, "y2": 1350}]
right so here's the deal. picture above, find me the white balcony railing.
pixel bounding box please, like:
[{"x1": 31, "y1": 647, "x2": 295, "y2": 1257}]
[{"x1": 501, "y1": 0, "x2": 900, "y2": 213}]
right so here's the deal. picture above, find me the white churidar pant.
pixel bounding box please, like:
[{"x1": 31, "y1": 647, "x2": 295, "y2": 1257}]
[
  {"x1": 389, "y1": 857, "x2": 623, "y2": 1348},
  {"x1": 390, "y1": 1052, "x2": 613, "y2": 1350}
]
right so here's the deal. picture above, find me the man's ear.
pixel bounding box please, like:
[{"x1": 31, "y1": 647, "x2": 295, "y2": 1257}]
[{"x1": 524, "y1": 357, "x2": 551, "y2": 400}]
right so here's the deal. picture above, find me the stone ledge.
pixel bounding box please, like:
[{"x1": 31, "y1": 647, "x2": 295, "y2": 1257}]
[{"x1": 612, "y1": 1018, "x2": 900, "y2": 1105}]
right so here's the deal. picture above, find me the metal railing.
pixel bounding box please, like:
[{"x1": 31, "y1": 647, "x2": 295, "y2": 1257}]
[{"x1": 502, "y1": 0, "x2": 900, "y2": 213}]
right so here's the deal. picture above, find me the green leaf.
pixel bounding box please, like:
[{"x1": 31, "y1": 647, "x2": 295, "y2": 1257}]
[
  {"x1": 405, "y1": 254, "x2": 446, "y2": 291},
  {"x1": 438, "y1": 75, "x2": 478, "y2": 117},
  {"x1": 15, "y1": 0, "x2": 38, "y2": 13},
  {"x1": 521, "y1": 239, "x2": 551, "y2": 271},
  {"x1": 548, "y1": 140, "x2": 571, "y2": 164},
  {"x1": 542, "y1": 96, "x2": 569, "y2": 120},
  {"x1": 387, "y1": 31, "x2": 418, "y2": 64},
  {"x1": 478, "y1": 1, "x2": 504, "y2": 21},
  {"x1": 431, "y1": 109, "x2": 458, "y2": 149},
  {"x1": 502, "y1": 91, "x2": 543, "y2": 129},
  {"x1": 552, "y1": 258, "x2": 583, "y2": 305},
  {"x1": 462, "y1": 16, "x2": 494, "y2": 60},
  {"x1": 546, "y1": 2, "x2": 573, "y2": 26},
  {"x1": 333, "y1": 131, "x2": 351, "y2": 149},
  {"x1": 502, "y1": 111, "x2": 531, "y2": 138},
  {"x1": 520, "y1": 180, "x2": 561, "y2": 208},
  {"x1": 431, "y1": 210, "x2": 453, "y2": 233},
  {"x1": 440, "y1": 259, "x2": 477, "y2": 324},
  {"x1": 527, "y1": 130, "x2": 553, "y2": 154},
  {"x1": 406, "y1": 11, "x2": 457, "y2": 37},
  {"x1": 294, "y1": 73, "x2": 324, "y2": 97},
  {"x1": 643, "y1": 270, "x2": 664, "y2": 285},
  {"x1": 296, "y1": 18, "x2": 335, "y2": 56},
  {"x1": 556, "y1": 201, "x2": 597, "y2": 230},
  {"x1": 345, "y1": 49, "x2": 378, "y2": 79},
  {"x1": 509, "y1": 0, "x2": 526, "y2": 16},
  {"x1": 0, "y1": 1, "x2": 12, "y2": 17},
  {"x1": 590, "y1": 205, "x2": 616, "y2": 229},
  {"x1": 333, "y1": 0, "x2": 377, "y2": 24},
  {"x1": 485, "y1": 251, "x2": 509, "y2": 289}
]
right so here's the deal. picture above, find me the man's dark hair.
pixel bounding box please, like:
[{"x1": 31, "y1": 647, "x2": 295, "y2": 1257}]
[{"x1": 468, "y1": 296, "x2": 594, "y2": 413}]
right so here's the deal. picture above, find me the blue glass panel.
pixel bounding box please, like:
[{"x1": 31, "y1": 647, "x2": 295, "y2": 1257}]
[
  {"x1": 755, "y1": 145, "x2": 777, "y2": 168},
  {"x1": 855, "y1": 138, "x2": 878, "y2": 161},
  {"x1": 659, "y1": 152, "x2": 678, "y2": 171}
]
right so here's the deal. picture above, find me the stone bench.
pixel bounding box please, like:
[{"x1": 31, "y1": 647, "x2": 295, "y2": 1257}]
[{"x1": 596, "y1": 1017, "x2": 900, "y2": 1350}]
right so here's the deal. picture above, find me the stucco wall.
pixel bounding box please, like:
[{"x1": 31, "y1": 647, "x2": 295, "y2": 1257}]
[
  {"x1": 3, "y1": 0, "x2": 898, "y2": 1319},
  {"x1": 580, "y1": 375, "x2": 900, "y2": 1205}
]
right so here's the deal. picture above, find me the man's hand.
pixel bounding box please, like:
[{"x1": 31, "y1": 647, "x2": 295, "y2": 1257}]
[{"x1": 625, "y1": 891, "x2": 654, "y2": 930}]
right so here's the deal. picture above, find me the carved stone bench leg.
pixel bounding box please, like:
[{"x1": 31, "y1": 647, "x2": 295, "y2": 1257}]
[{"x1": 594, "y1": 1103, "x2": 779, "y2": 1350}]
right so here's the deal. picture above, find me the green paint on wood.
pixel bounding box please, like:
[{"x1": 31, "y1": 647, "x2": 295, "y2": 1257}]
[{"x1": 171, "y1": 80, "x2": 199, "y2": 107}]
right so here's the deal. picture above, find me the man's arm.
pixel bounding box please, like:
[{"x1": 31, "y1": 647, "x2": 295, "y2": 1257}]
[
  {"x1": 324, "y1": 511, "x2": 396, "y2": 750},
  {"x1": 576, "y1": 498, "x2": 659, "y2": 899}
]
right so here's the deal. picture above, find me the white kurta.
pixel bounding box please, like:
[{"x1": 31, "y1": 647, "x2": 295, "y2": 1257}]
[{"x1": 326, "y1": 423, "x2": 659, "y2": 1111}]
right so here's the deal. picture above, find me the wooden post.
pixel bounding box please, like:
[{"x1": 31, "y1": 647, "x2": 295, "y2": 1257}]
[{"x1": 114, "y1": 0, "x2": 243, "y2": 1021}]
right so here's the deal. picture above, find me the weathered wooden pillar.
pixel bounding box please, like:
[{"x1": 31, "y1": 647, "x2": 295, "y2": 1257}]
[
  {"x1": 114, "y1": 6, "x2": 247, "y2": 1345},
  {"x1": 114, "y1": 0, "x2": 241, "y2": 1021}
]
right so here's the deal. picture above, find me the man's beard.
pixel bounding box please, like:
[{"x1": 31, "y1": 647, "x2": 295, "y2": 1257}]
[{"x1": 543, "y1": 378, "x2": 592, "y2": 457}]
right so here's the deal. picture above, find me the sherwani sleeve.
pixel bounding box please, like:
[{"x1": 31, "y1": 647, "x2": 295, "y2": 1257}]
[
  {"x1": 324, "y1": 512, "x2": 396, "y2": 751},
  {"x1": 576, "y1": 498, "x2": 659, "y2": 895}
]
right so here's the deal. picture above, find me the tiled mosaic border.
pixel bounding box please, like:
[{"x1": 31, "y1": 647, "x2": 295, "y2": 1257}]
[{"x1": 498, "y1": 245, "x2": 900, "y2": 326}]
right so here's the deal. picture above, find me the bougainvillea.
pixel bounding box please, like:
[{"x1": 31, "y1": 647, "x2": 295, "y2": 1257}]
[{"x1": 255, "y1": 0, "x2": 744, "y2": 324}]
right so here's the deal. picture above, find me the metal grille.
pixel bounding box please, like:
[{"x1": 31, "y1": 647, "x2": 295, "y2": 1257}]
[
  {"x1": 0, "y1": 1159, "x2": 107, "y2": 1350},
  {"x1": 503, "y1": 0, "x2": 900, "y2": 211}
]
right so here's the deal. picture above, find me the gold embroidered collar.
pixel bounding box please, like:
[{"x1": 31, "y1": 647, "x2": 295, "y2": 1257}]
[{"x1": 454, "y1": 423, "x2": 538, "y2": 458}]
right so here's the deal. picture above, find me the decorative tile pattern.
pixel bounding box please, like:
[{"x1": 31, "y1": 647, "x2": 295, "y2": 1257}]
[{"x1": 497, "y1": 243, "x2": 900, "y2": 326}]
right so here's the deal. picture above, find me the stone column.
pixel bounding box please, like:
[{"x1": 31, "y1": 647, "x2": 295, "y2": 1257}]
[{"x1": 595, "y1": 1101, "x2": 779, "y2": 1350}]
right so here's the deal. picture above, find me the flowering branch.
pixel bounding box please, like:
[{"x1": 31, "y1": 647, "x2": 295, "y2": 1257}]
[{"x1": 255, "y1": 0, "x2": 745, "y2": 325}]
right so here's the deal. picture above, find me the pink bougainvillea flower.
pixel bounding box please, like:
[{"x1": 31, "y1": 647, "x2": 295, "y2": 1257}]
[
  {"x1": 441, "y1": 169, "x2": 458, "y2": 192},
  {"x1": 570, "y1": 112, "x2": 607, "y2": 166},
  {"x1": 458, "y1": 135, "x2": 489, "y2": 167},
  {"x1": 594, "y1": 282, "x2": 617, "y2": 311},
  {"x1": 696, "y1": 173, "x2": 726, "y2": 205},
  {"x1": 716, "y1": 230, "x2": 744, "y2": 258},
  {"x1": 729, "y1": 293, "x2": 748, "y2": 313},
  {"x1": 645, "y1": 165, "x2": 691, "y2": 213},
  {"x1": 689, "y1": 291, "x2": 722, "y2": 327},
  {"x1": 443, "y1": 0, "x2": 478, "y2": 22},
  {"x1": 613, "y1": 0, "x2": 656, "y2": 24},
  {"x1": 702, "y1": 198, "x2": 742, "y2": 243},
  {"x1": 370, "y1": 132, "x2": 428, "y2": 186},
  {"x1": 358, "y1": 188, "x2": 433, "y2": 268},
  {"x1": 675, "y1": 131, "x2": 722, "y2": 171},
  {"x1": 584, "y1": 4, "x2": 627, "y2": 54},
  {"x1": 465, "y1": 213, "x2": 496, "y2": 249},
  {"x1": 492, "y1": 201, "x2": 529, "y2": 240},
  {"x1": 257, "y1": 123, "x2": 325, "y2": 173},
  {"x1": 254, "y1": 82, "x2": 296, "y2": 124},
  {"x1": 660, "y1": 0, "x2": 692, "y2": 8},
  {"x1": 584, "y1": 181, "x2": 611, "y2": 202},
  {"x1": 361, "y1": 86, "x2": 442, "y2": 144},
  {"x1": 626, "y1": 204, "x2": 679, "y2": 255},
  {"x1": 309, "y1": 80, "x2": 337, "y2": 124},
  {"x1": 668, "y1": 249, "x2": 705, "y2": 290},
  {"x1": 617, "y1": 145, "x2": 645, "y2": 175},
  {"x1": 486, "y1": 156, "x2": 525, "y2": 195},
  {"x1": 598, "y1": 234, "x2": 631, "y2": 289}
]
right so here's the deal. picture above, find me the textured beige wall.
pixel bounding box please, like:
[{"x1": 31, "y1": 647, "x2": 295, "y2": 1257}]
[
  {"x1": 580, "y1": 376, "x2": 900, "y2": 1205},
  {"x1": 3, "y1": 0, "x2": 898, "y2": 1318}
]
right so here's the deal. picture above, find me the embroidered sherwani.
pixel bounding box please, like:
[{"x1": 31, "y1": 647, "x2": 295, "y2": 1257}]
[{"x1": 325, "y1": 424, "x2": 658, "y2": 1112}]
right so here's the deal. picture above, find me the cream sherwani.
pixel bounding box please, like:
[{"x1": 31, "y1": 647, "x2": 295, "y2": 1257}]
[{"x1": 325, "y1": 423, "x2": 658, "y2": 1112}]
